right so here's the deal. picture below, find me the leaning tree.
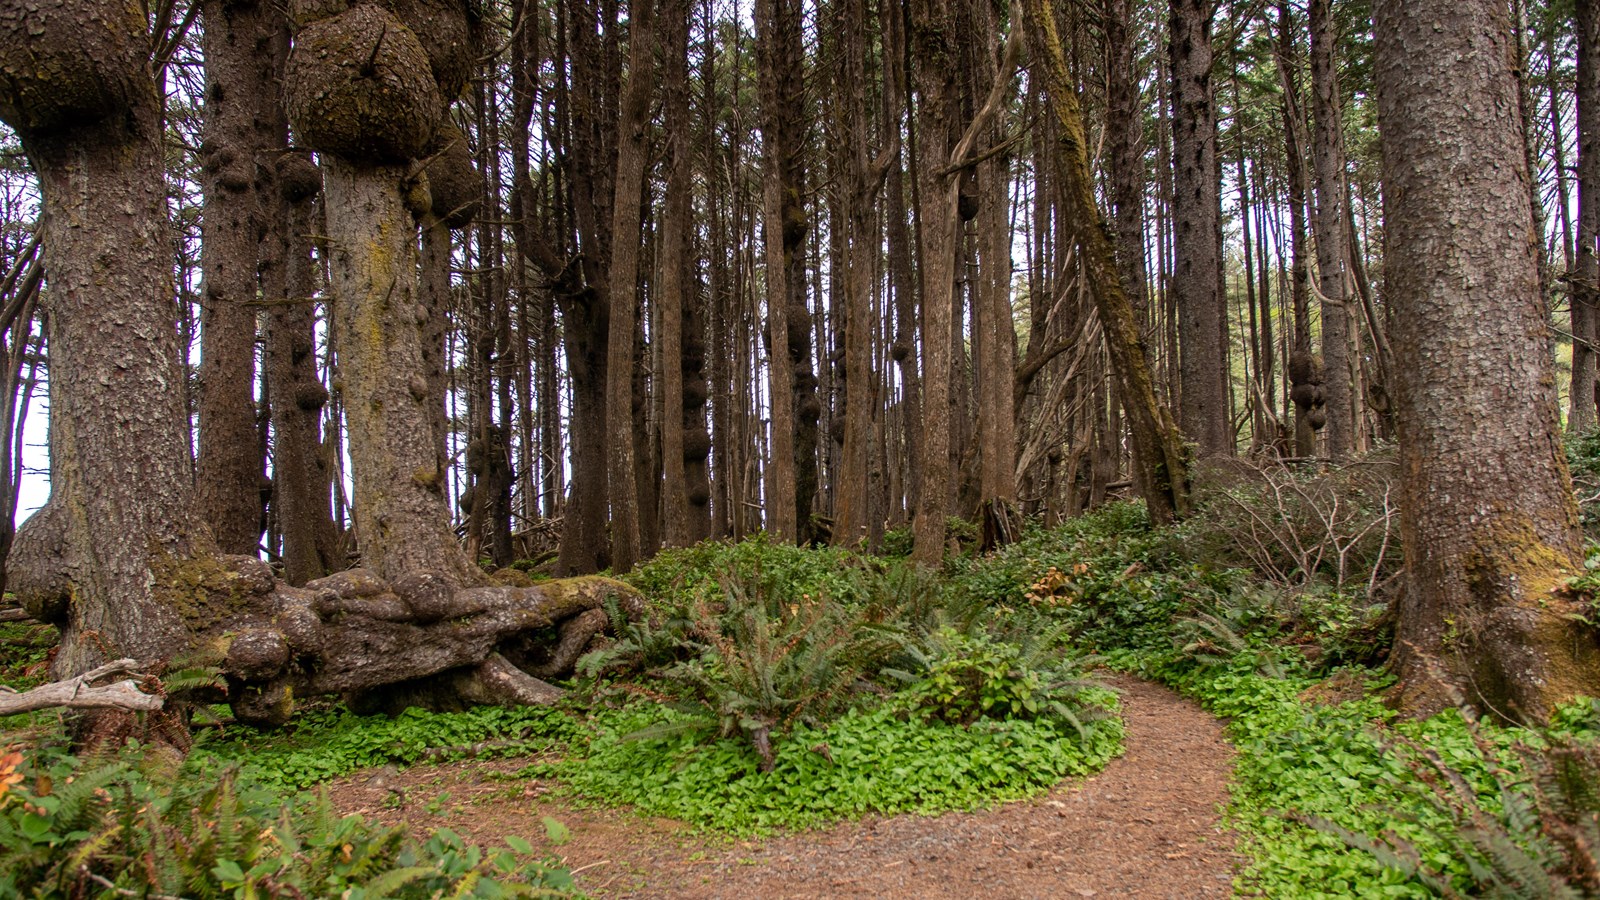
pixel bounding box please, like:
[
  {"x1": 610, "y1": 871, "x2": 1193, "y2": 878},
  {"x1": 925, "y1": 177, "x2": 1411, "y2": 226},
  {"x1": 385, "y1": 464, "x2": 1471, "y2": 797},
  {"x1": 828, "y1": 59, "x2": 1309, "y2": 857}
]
[
  {"x1": 1374, "y1": 0, "x2": 1600, "y2": 720},
  {"x1": 1, "y1": 0, "x2": 640, "y2": 737}
]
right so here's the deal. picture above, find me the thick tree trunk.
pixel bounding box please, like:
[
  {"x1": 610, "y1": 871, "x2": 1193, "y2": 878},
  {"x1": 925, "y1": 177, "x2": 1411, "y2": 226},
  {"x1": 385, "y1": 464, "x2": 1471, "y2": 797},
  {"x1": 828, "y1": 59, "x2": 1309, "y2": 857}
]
[
  {"x1": 1, "y1": 0, "x2": 201, "y2": 679},
  {"x1": 1309, "y1": 0, "x2": 1353, "y2": 459},
  {"x1": 1375, "y1": 0, "x2": 1600, "y2": 721},
  {"x1": 197, "y1": 0, "x2": 276, "y2": 555},
  {"x1": 1169, "y1": 0, "x2": 1230, "y2": 456},
  {"x1": 317, "y1": 159, "x2": 477, "y2": 584}
]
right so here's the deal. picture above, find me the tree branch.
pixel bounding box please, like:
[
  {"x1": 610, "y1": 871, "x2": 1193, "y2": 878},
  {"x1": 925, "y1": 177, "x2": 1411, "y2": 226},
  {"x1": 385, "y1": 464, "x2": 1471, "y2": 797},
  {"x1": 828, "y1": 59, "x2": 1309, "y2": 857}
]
[{"x1": 0, "y1": 660, "x2": 163, "y2": 717}]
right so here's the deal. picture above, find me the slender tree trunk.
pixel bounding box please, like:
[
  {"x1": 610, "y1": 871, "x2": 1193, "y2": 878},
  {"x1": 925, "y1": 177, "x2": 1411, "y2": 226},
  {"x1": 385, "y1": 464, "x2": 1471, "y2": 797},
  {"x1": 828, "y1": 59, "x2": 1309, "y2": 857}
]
[
  {"x1": 266, "y1": 152, "x2": 342, "y2": 584},
  {"x1": 1309, "y1": 0, "x2": 1354, "y2": 458},
  {"x1": 1576, "y1": 0, "x2": 1600, "y2": 430},
  {"x1": 657, "y1": 0, "x2": 694, "y2": 549},
  {"x1": 197, "y1": 0, "x2": 275, "y2": 554},
  {"x1": 909, "y1": 0, "x2": 962, "y2": 563},
  {"x1": 1278, "y1": 0, "x2": 1317, "y2": 457},
  {"x1": 756, "y1": 0, "x2": 802, "y2": 542},
  {"x1": 1024, "y1": 0, "x2": 1191, "y2": 526},
  {"x1": 1169, "y1": 0, "x2": 1230, "y2": 455},
  {"x1": 1375, "y1": 0, "x2": 1600, "y2": 721},
  {"x1": 603, "y1": 0, "x2": 655, "y2": 572}
]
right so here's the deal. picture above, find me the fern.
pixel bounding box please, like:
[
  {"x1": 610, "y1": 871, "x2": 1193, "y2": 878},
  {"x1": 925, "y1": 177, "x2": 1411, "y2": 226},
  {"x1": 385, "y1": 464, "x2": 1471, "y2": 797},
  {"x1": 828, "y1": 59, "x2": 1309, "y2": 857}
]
[{"x1": 1308, "y1": 724, "x2": 1600, "y2": 898}]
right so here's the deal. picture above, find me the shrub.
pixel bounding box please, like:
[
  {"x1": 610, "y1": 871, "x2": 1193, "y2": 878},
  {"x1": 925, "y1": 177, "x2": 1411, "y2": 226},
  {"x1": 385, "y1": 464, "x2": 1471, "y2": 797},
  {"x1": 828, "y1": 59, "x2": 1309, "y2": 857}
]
[
  {"x1": 886, "y1": 624, "x2": 1110, "y2": 738},
  {"x1": 1187, "y1": 455, "x2": 1401, "y2": 598},
  {"x1": 607, "y1": 564, "x2": 902, "y2": 770},
  {"x1": 0, "y1": 743, "x2": 573, "y2": 898}
]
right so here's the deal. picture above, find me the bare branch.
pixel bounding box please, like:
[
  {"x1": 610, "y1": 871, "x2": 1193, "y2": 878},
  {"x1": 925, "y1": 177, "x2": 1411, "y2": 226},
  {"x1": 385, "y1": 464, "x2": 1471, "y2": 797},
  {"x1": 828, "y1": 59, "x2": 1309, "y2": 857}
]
[{"x1": 0, "y1": 660, "x2": 163, "y2": 717}]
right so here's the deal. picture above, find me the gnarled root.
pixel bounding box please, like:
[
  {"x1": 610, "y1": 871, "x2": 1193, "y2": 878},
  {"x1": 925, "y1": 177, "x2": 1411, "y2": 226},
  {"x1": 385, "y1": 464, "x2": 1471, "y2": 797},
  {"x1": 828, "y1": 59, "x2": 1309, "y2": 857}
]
[{"x1": 218, "y1": 570, "x2": 643, "y2": 724}]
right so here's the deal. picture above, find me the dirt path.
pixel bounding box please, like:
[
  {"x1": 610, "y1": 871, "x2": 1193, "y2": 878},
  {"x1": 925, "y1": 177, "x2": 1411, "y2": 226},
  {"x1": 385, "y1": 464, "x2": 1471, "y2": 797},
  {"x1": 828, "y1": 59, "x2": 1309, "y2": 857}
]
[{"x1": 330, "y1": 677, "x2": 1238, "y2": 898}]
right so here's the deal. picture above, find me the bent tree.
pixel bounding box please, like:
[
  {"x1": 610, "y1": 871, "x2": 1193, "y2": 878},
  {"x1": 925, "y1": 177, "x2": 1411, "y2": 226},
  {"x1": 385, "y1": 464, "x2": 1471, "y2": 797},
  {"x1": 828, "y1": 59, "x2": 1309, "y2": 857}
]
[
  {"x1": 1374, "y1": 0, "x2": 1600, "y2": 720},
  {"x1": 2, "y1": 0, "x2": 640, "y2": 736}
]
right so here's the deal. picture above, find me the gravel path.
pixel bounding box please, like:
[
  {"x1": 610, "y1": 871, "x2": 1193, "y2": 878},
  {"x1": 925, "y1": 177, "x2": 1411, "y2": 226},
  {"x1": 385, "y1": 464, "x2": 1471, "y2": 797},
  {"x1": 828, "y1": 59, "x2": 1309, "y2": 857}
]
[{"x1": 331, "y1": 676, "x2": 1239, "y2": 898}]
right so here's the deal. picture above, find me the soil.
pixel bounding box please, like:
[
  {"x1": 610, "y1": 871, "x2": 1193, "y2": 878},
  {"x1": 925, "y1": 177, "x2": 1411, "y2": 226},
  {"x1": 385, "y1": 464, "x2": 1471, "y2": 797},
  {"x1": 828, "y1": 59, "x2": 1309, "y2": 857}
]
[{"x1": 326, "y1": 676, "x2": 1239, "y2": 898}]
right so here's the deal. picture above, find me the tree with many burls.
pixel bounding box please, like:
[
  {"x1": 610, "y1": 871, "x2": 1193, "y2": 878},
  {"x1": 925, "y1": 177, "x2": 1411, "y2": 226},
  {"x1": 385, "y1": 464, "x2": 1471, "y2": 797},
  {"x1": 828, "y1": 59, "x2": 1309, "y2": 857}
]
[{"x1": 0, "y1": 0, "x2": 639, "y2": 742}]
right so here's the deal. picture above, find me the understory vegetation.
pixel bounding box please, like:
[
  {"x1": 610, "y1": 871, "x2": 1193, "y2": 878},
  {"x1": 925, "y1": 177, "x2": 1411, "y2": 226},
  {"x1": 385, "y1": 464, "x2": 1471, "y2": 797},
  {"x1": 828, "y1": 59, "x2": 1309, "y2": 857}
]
[{"x1": 6, "y1": 444, "x2": 1600, "y2": 895}]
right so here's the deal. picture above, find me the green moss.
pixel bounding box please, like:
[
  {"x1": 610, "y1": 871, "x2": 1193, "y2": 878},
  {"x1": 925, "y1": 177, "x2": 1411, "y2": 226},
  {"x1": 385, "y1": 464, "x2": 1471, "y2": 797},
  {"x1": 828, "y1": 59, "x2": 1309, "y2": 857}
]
[{"x1": 148, "y1": 549, "x2": 256, "y2": 632}]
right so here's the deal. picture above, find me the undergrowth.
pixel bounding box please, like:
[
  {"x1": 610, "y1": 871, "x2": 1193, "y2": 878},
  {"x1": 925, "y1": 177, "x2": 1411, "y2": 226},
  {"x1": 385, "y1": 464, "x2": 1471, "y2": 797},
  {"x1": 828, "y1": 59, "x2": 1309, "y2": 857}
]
[
  {"x1": 190, "y1": 702, "x2": 581, "y2": 794},
  {"x1": 0, "y1": 741, "x2": 573, "y2": 897},
  {"x1": 17, "y1": 448, "x2": 1600, "y2": 895},
  {"x1": 543, "y1": 696, "x2": 1122, "y2": 835}
]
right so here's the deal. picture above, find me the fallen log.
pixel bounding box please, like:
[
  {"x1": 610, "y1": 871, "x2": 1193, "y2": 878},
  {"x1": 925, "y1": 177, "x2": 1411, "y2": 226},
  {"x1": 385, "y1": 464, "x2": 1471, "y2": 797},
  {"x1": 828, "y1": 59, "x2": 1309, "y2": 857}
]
[{"x1": 0, "y1": 659, "x2": 163, "y2": 716}]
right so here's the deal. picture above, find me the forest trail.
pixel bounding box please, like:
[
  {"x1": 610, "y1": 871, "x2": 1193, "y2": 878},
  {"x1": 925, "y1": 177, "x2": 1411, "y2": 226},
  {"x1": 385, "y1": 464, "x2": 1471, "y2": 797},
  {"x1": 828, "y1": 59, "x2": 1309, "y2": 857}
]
[{"x1": 330, "y1": 676, "x2": 1239, "y2": 898}]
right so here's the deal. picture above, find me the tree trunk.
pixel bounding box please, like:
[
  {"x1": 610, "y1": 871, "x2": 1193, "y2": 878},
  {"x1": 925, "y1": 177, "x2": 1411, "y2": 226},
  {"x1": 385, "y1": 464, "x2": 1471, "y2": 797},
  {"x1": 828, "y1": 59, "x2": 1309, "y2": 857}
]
[
  {"x1": 1168, "y1": 0, "x2": 1229, "y2": 456},
  {"x1": 265, "y1": 152, "x2": 343, "y2": 585},
  {"x1": 604, "y1": 0, "x2": 656, "y2": 573},
  {"x1": 658, "y1": 0, "x2": 694, "y2": 549},
  {"x1": 197, "y1": 0, "x2": 276, "y2": 555},
  {"x1": 1309, "y1": 0, "x2": 1354, "y2": 458},
  {"x1": 755, "y1": 0, "x2": 803, "y2": 543},
  {"x1": 1576, "y1": 0, "x2": 1600, "y2": 430},
  {"x1": 1, "y1": 0, "x2": 202, "y2": 681},
  {"x1": 1023, "y1": 0, "x2": 1191, "y2": 527},
  {"x1": 1278, "y1": 0, "x2": 1318, "y2": 458},
  {"x1": 1374, "y1": 0, "x2": 1600, "y2": 721}
]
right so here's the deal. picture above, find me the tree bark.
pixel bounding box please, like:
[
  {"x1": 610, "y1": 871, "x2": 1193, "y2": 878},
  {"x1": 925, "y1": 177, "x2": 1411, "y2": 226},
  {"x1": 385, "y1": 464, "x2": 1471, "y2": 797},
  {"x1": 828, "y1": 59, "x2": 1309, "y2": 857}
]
[
  {"x1": 1374, "y1": 0, "x2": 1600, "y2": 721},
  {"x1": 1169, "y1": 0, "x2": 1230, "y2": 456},
  {"x1": 1, "y1": 0, "x2": 202, "y2": 679},
  {"x1": 1309, "y1": 0, "x2": 1354, "y2": 458},
  {"x1": 197, "y1": 0, "x2": 276, "y2": 555},
  {"x1": 658, "y1": 0, "x2": 694, "y2": 549},
  {"x1": 603, "y1": 0, "x2": 656, "y2": 573},
  {"x1": 265, "y1": 153, "x2": 343, "y2": 585},
  {"x1": 1576, "y1": 0, "x2": 1600, "y2": 430},
  {"x1": 755, "y1": 0, "x2": 803, "y2": 542},
  {"x1": 1277, "y1": 0, "x2": 1318, "y2": 457},
  {"x1": 1023, "y1": 0, "x2": 1192, "y2": 527}
]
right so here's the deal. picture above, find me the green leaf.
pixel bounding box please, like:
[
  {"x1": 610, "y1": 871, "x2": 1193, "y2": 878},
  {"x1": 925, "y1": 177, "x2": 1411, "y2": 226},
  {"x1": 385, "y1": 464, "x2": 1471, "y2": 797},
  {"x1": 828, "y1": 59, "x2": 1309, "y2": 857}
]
[{"x1": 541, "y1": 816, "x2": 570, "y2": 846}]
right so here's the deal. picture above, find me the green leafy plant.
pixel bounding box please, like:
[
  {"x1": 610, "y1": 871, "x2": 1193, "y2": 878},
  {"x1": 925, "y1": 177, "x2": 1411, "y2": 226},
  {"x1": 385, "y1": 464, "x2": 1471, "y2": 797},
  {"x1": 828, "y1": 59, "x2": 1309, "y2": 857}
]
[
  {"x1": 1308, "y1": 718, "x2": 1600, "y2": 898},
  {"x1": 0, "y1": 743, "x2": 574, "y2": 898},
  {"x1": 551, "y1": 697, "x2": 1123, "y2": 835},
  {"x1": 622, "y1": 565, "x2": 898, "y2": 770},
  {"x1": 192, "y1": 702, "x2": 579, "y2": 793},
  {"x1": 886, "y1": 625, "x2": 1110, "y2": 739}
]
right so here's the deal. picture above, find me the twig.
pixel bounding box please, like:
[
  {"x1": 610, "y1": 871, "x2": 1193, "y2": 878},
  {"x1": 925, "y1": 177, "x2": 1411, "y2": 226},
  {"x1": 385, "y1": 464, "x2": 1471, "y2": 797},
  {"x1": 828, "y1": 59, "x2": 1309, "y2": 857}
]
[{"x1": 82, "y1": 869, "x2": 190, "y2": 900}]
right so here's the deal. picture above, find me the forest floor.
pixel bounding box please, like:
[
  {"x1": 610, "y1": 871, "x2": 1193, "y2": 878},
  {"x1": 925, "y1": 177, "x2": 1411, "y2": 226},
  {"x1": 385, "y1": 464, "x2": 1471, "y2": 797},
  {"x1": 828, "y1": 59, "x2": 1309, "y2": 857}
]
[{"x1": 327, "y1": 676, "x2": 1239, "y2": 898}]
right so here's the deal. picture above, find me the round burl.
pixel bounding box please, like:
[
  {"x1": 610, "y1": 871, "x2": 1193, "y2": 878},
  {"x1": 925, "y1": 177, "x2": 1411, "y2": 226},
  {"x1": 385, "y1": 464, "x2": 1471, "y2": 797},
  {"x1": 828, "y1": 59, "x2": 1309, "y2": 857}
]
[
  {"x1": 424, "y1": 121, "x2": 482, "y2": 228},
  {"x1": 284, "y1": 4, "x2": 442, "y2": 163},
  {"x1": 378, "y1": 0, "x2": 478, "y2": 99},
  {"x1": 226, "y1": 628, "x2": 291, "y2": 680},
  {"x1": 0, "y1": 0, "x2": 153, "y2": 135},
  {"x1": 277, "y1": 152, "x2": 323, "y2": 203}
]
